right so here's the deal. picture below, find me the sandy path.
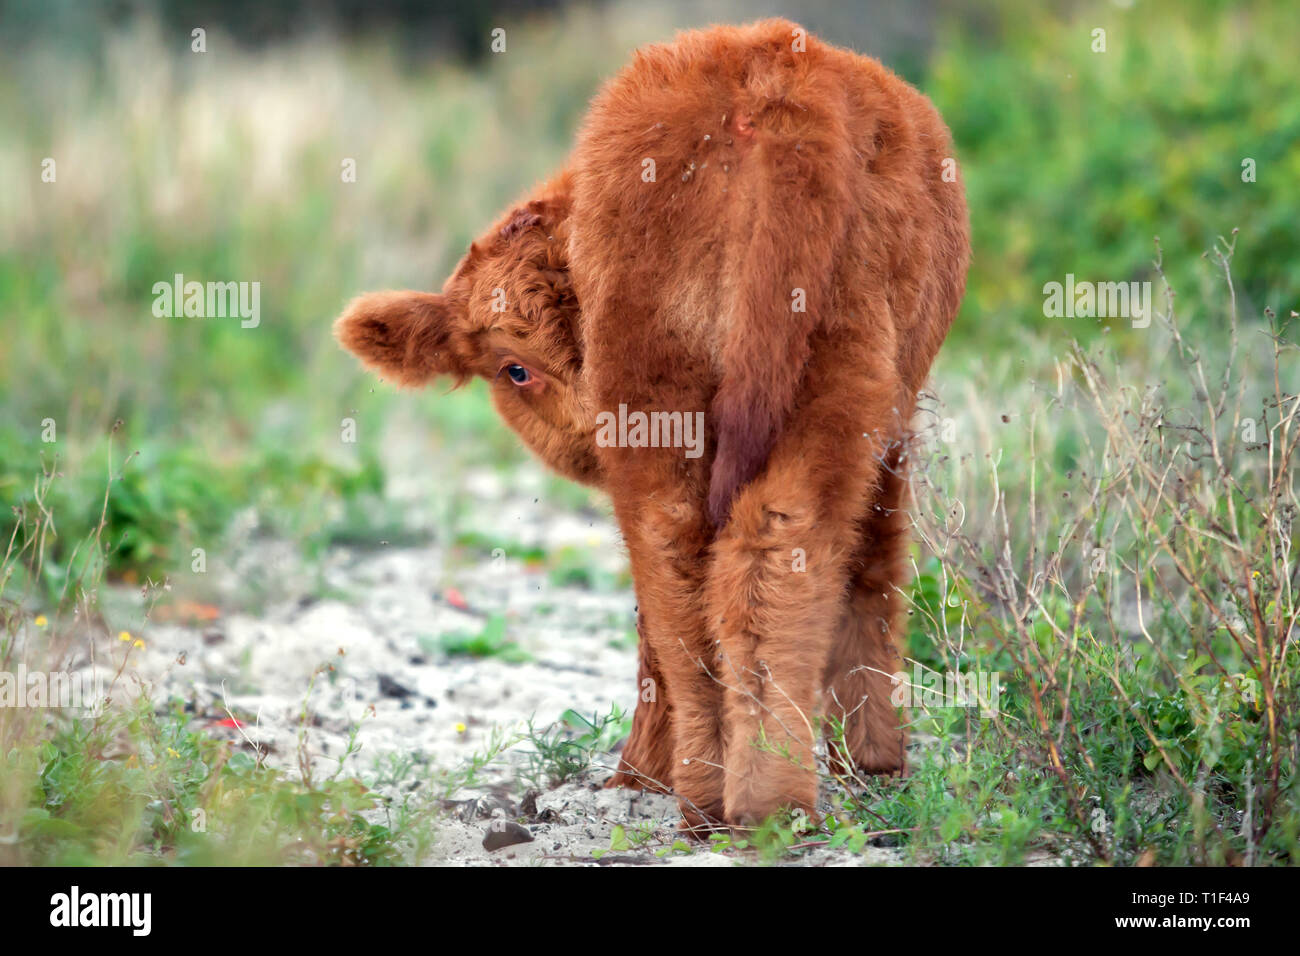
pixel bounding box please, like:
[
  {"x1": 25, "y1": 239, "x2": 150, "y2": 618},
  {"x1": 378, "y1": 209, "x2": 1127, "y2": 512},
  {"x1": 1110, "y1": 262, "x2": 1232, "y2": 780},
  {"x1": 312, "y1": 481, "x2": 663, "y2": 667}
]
[{"x1": 125, "y1": 459, "x2": 900, "y2": 865}]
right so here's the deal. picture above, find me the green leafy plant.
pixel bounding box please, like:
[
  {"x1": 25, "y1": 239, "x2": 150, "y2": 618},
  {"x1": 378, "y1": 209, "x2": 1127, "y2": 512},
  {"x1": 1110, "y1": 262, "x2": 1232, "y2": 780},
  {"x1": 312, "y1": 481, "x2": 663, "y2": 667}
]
[{"x1": 423, "y1": 613, "x2": 530, "y2": 662}]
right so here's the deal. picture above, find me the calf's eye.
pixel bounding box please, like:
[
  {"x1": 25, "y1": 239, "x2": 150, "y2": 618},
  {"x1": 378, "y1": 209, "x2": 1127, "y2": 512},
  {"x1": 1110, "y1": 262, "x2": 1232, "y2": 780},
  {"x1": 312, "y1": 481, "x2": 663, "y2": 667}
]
[{"x1": 506, "y1": 364, "x2": 531, "y2": 385}]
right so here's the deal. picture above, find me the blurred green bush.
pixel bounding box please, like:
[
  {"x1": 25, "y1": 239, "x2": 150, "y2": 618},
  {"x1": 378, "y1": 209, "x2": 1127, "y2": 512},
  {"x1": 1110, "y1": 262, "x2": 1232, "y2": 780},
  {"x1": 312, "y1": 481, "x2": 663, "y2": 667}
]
[{"x1": 930, "y1": 0, "x2": 1299, "y2": 353}]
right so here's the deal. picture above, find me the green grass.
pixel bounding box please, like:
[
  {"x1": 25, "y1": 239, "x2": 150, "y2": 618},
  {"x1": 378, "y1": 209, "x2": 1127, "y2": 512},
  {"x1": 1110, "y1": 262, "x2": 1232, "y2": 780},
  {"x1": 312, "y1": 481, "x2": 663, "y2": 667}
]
[
  {"x1": 520, "y1": 706, "x2": 632, "y2": 791},
  {"x1": 10, "y1": 696, "x2": 401, "y2": 866},
  {"x1": 857, "y1": 242, "x2": 1299, "y2": 866}
]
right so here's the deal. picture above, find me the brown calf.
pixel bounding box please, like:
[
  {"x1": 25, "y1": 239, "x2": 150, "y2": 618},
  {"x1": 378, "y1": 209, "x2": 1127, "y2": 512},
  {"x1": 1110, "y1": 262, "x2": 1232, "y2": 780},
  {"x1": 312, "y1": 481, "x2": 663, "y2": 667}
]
[{"x1": 335, "y1": 19, "x2": 969, "y2": 829}]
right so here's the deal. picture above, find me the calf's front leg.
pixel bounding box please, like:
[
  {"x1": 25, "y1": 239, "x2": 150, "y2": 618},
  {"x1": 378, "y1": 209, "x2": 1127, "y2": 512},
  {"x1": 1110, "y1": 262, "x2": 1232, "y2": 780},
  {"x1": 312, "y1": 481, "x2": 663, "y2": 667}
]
[
  {"x1": 604, "y1": 612, "x2": 675, "y2": 793},
  {"x1": 613, "y1": 491, "x2": 728, "y2": 831}
]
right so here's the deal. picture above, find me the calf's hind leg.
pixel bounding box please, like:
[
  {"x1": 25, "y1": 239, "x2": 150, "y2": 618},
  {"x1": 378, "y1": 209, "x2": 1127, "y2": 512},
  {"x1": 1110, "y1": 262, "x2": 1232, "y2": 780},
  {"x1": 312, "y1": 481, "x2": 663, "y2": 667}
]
[
  {"x1": 706, "y1": 339, "x2": 898, "y2": 825},
  {"x1": 821, "y1": 443, "x2": 911, "y2": 777}
]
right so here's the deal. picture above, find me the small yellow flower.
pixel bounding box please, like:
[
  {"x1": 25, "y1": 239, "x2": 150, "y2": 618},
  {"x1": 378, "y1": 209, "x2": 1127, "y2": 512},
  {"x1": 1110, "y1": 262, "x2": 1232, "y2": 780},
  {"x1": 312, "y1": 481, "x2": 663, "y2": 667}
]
[
  {"x1": 1252, "y1": 570, "x2": 1261, "y2": 578},
  {"x1": 133, "y1": 639, "x2": 145, "y2": 649},
  {"x1": 118, "y1": 630, "x2": 132, "y2": 642},
  {"x1": 34, "y1": 615, "x2": 48, "y2": 627},
  {"x1": 455, "y1": 722, "x2": 467, "y2": 734},
  {"x1": 166, "y1": 747, "x2": 180, "y2": 759}
]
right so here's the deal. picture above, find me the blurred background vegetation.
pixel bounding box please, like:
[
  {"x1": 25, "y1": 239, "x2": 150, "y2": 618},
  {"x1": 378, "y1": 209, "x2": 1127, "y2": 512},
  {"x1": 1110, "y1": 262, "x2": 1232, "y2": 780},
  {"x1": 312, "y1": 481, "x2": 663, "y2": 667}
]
[{"x1": 0, "y1": 0, "x2": 1295, "y2": 586}]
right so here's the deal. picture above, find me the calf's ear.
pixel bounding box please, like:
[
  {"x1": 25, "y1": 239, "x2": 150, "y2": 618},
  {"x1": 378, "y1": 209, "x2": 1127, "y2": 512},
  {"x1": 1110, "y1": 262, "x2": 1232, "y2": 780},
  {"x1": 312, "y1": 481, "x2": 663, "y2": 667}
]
[{"x1": 334, "y1": 291, "x2": 468, "y2": 387}]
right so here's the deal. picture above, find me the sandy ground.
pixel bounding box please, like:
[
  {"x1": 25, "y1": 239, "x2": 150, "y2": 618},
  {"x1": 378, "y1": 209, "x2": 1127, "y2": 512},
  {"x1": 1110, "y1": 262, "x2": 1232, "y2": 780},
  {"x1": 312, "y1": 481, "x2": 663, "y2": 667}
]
[{"x1": 111, "y1": 458, "x2": 904, "y2": 866}]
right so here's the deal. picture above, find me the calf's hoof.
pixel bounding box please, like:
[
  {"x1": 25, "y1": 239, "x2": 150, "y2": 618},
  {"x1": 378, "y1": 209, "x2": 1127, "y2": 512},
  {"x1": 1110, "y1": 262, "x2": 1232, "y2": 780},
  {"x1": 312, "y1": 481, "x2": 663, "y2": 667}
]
[
  {"x1": 723, "y1": 765, "x2": 820, "y2": 828},
  {"x1": 677, "y1": 803, "x2": 729, "y2": 840}
]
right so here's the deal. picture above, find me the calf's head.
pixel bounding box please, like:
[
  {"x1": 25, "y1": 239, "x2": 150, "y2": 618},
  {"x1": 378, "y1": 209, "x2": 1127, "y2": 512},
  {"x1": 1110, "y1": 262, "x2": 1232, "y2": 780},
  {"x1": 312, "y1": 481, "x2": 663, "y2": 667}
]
[{"x1": 334, "y1": 177, "x2": 601, "y2": 485}]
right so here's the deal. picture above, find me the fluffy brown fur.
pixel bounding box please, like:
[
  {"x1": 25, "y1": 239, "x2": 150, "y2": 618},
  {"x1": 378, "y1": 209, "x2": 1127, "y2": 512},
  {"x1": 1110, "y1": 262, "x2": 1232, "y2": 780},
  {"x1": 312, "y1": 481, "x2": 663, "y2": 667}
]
[{"x1": 334, "y1": 19, "x2": 969, "y2": 830}]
